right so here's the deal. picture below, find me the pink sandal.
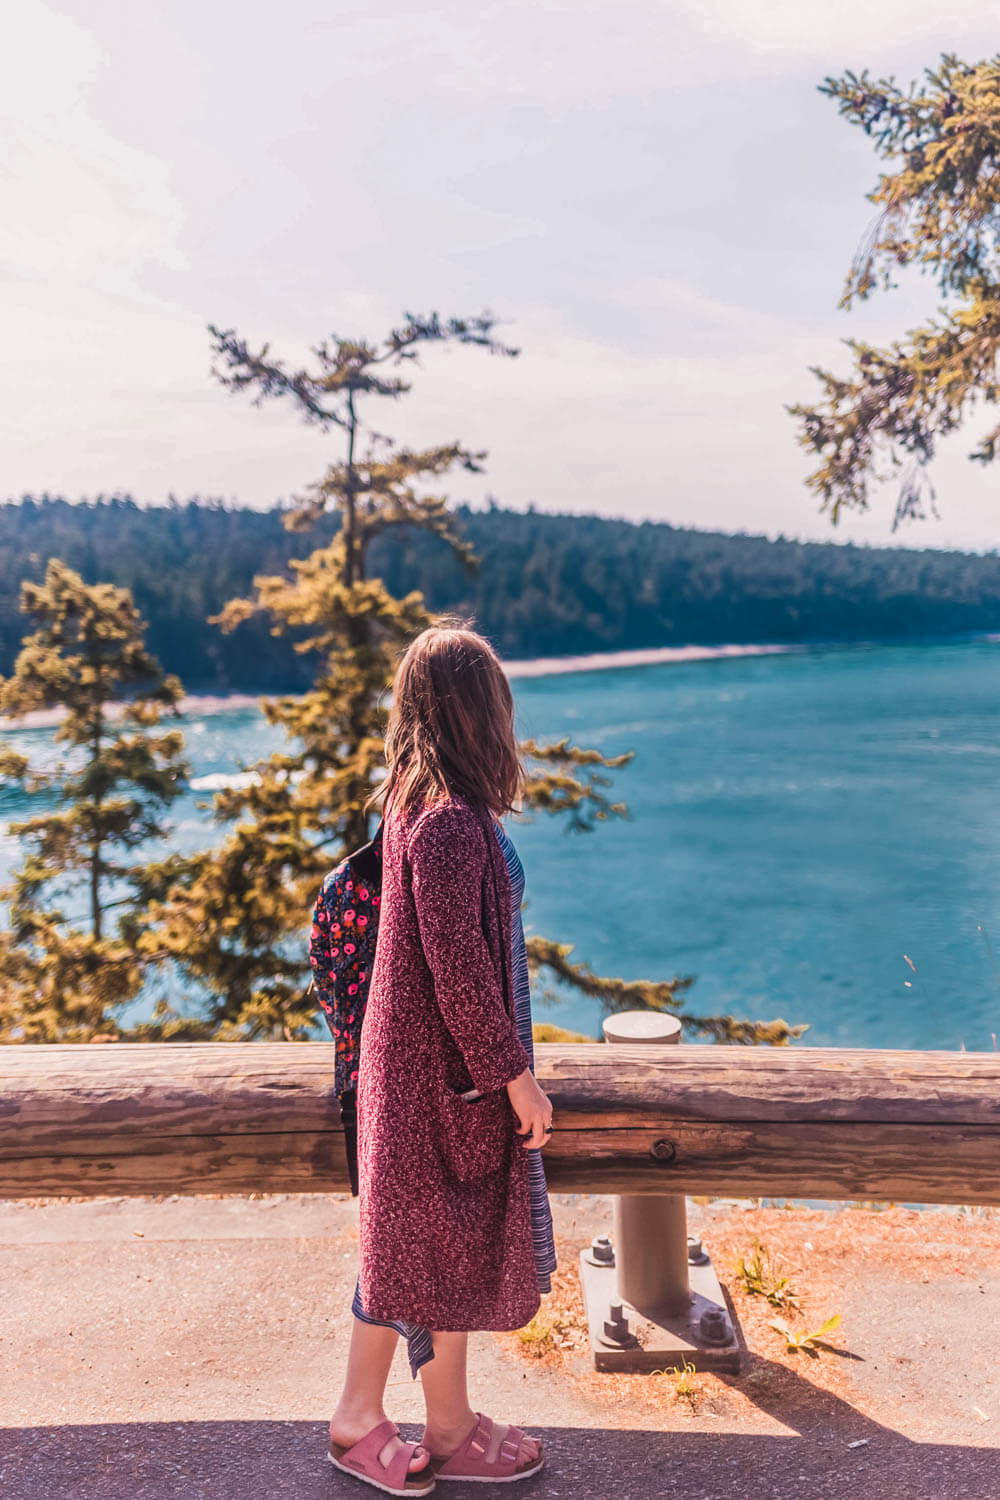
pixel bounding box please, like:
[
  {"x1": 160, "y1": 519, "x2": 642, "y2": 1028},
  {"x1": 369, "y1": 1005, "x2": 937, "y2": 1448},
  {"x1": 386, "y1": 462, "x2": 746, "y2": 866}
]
[
  {"x1": 429, "y1": 1411, "x2": 544, "y2": 1484},
  {"x1": 328, "y1": 1417, "x2": 436, "y2": 1496}
]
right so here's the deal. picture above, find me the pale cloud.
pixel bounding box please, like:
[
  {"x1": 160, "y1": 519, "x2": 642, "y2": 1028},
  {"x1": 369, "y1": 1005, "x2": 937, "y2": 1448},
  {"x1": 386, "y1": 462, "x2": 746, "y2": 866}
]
[
  {"x1": 3, "y1": 0, "x2": 1000, "y2": 552},
  {"x1": 0, "y1": 2, "x2": 98, "y2": 117},
  {"x1": 611, "y1": 276, "x2": 801, "y2": 353},
  {"x1": 677, "y1": 0, "x2": 997, "y2": 68},
  {"x1": 1, "y1": 4, "x2": 185, "y2": 296},
  {"x1": 286, "y1": 0, "x2": 998, "y2": 96},
  {"x1": 376, "y1": 299, "x2": 943, "y2": 540}
]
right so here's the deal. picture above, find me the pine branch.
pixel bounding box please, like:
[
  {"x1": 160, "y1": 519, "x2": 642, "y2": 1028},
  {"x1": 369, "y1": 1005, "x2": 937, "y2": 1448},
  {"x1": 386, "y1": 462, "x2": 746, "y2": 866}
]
[
  {"x1": 527, "y1": 936, "x2": 807, "y2": 1046},
  {"x1": 792, "y1": 52, "x2": 1000, "y2": 525}
]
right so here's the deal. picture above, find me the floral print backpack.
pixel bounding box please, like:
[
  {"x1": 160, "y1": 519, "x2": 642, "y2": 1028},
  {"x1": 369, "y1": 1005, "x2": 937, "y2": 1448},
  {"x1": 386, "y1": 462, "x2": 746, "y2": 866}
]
[{"x1": 308, "y1": 819, "x2": 384, "y2": 1192}]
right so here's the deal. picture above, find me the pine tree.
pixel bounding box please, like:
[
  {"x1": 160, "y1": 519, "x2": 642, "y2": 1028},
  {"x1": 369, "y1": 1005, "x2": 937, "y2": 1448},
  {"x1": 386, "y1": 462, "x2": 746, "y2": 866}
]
[
  {"x1": 147, "y1": 313, "x2": 637, "y2": 1038},
  {"x1": 152, "y1": 311, "x2": 801, "y2": 1045},
  {"x1": 790, "y1": 53, "x2": 1000, "y2": 528},
  {"x1": 0, "y1": 560, "x2": 187, "y2": 1041}
]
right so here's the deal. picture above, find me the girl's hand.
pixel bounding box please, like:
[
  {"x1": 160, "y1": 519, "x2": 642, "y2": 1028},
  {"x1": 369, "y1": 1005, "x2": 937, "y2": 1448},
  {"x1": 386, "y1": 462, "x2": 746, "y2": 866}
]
[{"x1": 506, "y1": 1067, "x2": 553, "y2": 1149}]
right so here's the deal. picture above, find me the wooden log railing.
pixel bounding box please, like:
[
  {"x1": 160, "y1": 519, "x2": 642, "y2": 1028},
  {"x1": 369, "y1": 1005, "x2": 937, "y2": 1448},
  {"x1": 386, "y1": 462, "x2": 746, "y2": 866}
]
[{"x1": 2, "y1": 1042, "x2": 1000, "y2": 1205}]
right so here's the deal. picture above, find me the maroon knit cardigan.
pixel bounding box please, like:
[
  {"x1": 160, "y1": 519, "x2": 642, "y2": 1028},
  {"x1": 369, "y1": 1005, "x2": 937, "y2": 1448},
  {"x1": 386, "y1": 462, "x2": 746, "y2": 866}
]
[{"x1": 356, "y1": 791, "x2": 540, "y2": 1331}]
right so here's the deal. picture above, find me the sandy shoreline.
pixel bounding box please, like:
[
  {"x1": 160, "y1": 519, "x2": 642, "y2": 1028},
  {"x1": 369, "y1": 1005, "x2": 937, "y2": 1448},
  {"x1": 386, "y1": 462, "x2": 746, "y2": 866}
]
[
  {"x1": 2, "y1": 642, "x2": 793, "y2": 729},
  {"x1": 502, "y1": 640, "x2": 793, "y2": 678}
]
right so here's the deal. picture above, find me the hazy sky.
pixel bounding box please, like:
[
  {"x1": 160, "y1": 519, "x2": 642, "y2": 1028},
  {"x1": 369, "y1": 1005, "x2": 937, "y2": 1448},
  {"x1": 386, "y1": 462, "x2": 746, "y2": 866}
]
[{"x1": 5, "y1": 2, "x2": 1000, "y2": 550}]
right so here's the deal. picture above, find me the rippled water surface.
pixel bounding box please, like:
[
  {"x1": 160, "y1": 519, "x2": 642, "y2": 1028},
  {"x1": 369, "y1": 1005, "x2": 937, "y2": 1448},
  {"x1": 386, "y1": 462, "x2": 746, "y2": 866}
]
[{"x1": 5, "y1": 638, "x2": 1000, "y2": 1050}]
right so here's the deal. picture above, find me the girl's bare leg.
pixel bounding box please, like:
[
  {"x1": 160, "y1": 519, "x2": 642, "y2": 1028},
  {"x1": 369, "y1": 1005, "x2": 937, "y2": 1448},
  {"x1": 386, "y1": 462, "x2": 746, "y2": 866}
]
[
  {"x1": 418, "y1": 1330, "x2": 476, "y2": 1456},
  {"x1": 329, "y1": 1316, "x2": 430, "y2": 1472},
  {"x1": 418, "y1": 1330, "x2": 540, "y2": 1462}
]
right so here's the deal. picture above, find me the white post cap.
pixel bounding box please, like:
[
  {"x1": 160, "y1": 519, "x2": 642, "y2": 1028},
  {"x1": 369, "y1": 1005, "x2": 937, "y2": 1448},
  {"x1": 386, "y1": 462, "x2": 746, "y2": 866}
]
[{"x1": 602, "y1": 1011, "x2": 682, "y2": 1045}]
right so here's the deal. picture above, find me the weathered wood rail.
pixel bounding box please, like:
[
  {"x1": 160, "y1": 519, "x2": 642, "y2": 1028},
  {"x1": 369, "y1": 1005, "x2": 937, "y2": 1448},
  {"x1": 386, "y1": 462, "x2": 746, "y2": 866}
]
[{"x1": 2, "y1": 1042, "x2": 1000, "y2": 1204}]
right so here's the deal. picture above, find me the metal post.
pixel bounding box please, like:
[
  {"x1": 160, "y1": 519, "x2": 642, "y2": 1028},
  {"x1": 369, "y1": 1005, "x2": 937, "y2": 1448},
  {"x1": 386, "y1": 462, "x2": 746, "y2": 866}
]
[
  {"x1": 578, "y1": 1009, "x2": 741, "y2": 1372},
  {"x1": 603, "y1": 1011, "x2": 691, "y2": 1315}
]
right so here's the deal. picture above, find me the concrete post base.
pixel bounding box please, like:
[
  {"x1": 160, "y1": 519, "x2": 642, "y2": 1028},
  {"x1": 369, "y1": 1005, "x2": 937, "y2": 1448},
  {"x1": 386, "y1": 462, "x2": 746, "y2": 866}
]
[{"x1": 579, "y1": 1234, "x2": 743, "y2": 1374}]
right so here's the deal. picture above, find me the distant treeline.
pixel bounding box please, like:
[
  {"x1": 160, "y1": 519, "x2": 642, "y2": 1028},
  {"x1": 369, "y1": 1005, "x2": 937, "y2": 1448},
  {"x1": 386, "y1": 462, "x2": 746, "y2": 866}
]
[{"x1": 4, "y1": 494, "x2": 1000, "y2": 690}]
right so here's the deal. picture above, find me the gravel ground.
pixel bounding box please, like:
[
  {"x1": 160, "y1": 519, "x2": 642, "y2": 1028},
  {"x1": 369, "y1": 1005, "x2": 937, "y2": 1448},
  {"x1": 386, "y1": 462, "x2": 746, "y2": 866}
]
[{"x1": 1, "y1": 1191, "x2": 998, "y2": 1499}]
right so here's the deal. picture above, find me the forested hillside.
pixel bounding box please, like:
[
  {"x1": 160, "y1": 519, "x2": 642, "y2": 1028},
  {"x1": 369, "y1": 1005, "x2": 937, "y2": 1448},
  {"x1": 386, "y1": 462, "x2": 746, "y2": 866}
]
[{"x1": 3, "y1": 494, "x2": 1000, "y2": 690}]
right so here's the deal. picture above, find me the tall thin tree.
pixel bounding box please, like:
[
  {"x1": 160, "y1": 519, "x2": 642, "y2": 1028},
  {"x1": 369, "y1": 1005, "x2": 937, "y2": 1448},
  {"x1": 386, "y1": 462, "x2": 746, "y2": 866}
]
[{"x1": 0, "y1": 561, "x2": 187, "y2": 1041}]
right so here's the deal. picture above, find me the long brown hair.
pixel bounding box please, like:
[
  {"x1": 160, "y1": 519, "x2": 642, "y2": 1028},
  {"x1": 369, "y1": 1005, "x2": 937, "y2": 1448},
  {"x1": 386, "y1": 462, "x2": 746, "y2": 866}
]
[{"x1": 367, "y1": 618, "x2": 523, "y2": 821}]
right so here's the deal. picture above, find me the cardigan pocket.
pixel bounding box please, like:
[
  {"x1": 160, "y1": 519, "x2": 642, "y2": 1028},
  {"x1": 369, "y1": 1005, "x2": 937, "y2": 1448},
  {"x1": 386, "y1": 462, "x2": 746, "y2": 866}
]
[{"x1": 437, "y1": 1082, "x2": 513, "y2": 1183}]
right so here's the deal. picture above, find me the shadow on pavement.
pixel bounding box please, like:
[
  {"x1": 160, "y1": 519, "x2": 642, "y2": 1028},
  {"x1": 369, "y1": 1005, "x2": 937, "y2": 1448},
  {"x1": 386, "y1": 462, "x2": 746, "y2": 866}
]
[{"x1": 2, "y1": 1407, "x2": 995, "y2": 1500}]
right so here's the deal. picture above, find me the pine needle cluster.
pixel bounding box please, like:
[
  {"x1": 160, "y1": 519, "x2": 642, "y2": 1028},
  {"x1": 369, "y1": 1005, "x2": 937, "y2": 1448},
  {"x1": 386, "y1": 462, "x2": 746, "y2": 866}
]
[{"x1": 790, "y1": 53, "x2": 1000, "y2": 528}]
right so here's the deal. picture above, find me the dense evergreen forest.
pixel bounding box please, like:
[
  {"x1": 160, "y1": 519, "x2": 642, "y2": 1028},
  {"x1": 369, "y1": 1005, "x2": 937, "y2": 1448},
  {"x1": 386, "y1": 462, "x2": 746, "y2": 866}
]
[{"x1": 4, "y1": 494, "x2": 1000, "y2": 690}]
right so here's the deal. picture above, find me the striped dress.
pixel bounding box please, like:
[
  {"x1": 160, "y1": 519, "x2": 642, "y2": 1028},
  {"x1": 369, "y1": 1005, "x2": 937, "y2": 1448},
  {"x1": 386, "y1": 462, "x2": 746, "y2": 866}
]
[
  {"x1": 351, "y1": 816, "x2": 557, "y2": 1374},
  {"x1": 493, "y1": 816, "x2": 557, "y2": 1298}
]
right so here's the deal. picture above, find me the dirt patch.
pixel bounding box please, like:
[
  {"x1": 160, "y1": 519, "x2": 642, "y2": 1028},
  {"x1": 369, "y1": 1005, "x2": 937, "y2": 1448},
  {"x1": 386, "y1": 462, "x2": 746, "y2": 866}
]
[{"x1": 491, "y1": 1203, "x2": 1000, "y2": 1441}]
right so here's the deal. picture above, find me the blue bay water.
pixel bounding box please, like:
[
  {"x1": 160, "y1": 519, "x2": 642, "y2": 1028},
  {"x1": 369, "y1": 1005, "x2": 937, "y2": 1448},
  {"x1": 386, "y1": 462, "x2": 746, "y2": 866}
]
[
  {"x1": 4, "y1": 638, "x2": 1000, "y2": 1051},
  {"x1": 512, "y1": 639, "x2": 1000, "y2": 1051}
]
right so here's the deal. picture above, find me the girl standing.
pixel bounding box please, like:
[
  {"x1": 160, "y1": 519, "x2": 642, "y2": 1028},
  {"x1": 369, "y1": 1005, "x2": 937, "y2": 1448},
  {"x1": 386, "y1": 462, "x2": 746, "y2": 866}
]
[{"x1": 325, "y1": 623, "x2": 556, "y2": 1494}]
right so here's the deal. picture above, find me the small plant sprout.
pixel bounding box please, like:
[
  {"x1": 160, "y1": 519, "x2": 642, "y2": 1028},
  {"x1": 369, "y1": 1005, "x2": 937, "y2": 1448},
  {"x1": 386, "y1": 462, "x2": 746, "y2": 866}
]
[
  {"x1": 733, "y1": 1241, "x2": 803, "y2": 1313},
  {"x1": 652, "y1": 1359, "x2": 701, "y2": 1408},
  {"x1": 516, "y1": 1312, "x2": 553, "y2": 1356},
  {"x1": 769, "y1": 1313, "x2": 842, "y2": 1357}
]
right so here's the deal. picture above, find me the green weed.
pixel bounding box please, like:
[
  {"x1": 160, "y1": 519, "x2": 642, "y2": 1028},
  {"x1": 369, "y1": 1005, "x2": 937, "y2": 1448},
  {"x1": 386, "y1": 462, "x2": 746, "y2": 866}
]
[
  {"x1": 516, "y1": 1313, "x2": 553, "y2": 1355},
  {"x1": 652, "y1": 1358, "x2": 701, "y2": 1409},
  {"x1": 733, "y1": 1240, "x2": 803, "y2": 1314},
  {"x1": 768, "y1": 1313, "x2": 842, "y2": 1357}
]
